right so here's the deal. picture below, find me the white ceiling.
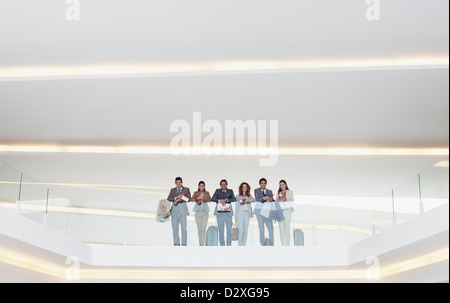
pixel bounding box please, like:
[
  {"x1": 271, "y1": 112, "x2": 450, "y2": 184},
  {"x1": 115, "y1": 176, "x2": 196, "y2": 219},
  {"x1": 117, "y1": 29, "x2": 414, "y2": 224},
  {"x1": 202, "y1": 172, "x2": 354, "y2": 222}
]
[
  {"x1": 0, "y1": 0, "x2": 448, "y2": 66},
  {"x1": 0, "y1": 69, "x2": 448, "y2": 147},
  {"x1": 0, "y1": 0, "x2": 448, "y2": 202}
]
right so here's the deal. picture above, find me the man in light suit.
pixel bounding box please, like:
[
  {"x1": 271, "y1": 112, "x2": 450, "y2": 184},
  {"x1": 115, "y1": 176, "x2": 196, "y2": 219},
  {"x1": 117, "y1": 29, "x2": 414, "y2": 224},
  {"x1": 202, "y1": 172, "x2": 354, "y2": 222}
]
[
  {"x1": 254, "y1": 178, "x2": 275, "y2": 246},
  {"x1": 212, "y1": 179, "x2": 236, "y2": 246},
  {"x1": 167, "y1": 177, "x2": 191, "y2": 246}
]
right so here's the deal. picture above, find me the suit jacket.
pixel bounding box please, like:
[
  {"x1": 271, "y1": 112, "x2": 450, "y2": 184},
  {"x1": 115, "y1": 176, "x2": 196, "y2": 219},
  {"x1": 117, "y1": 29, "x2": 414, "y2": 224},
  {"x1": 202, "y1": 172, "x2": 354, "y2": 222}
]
[
  {"x1": 235, "y1": 194, "x2": 255, "y2": 220},
  {"x1": 254, "y1": 188, "x2": 274, "y2": 202},
  {"x1": 275, "y1": 190, "x2": 295, "y2": 202},
  {"x1": 167, "y1": 186, "x2": 191, "y2": 217},
  {"x1": 276, "y1": 189, "x2": 295, "y2": 213},
  {"x1": 254, "y1": 188, "x2": 275, "y2": 217},
  {"x1": 191, "y1": 191, "x2": 212, "y2": 212},
  {"x1": 212, "y1": 188, "x2": 236, "y2": 216}
]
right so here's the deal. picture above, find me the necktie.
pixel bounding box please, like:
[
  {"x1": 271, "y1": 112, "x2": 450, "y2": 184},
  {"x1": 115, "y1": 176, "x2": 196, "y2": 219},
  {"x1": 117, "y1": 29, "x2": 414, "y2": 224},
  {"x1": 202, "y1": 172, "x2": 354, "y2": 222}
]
[{"x1": 178, "y1": 188, "x2": 181, "y2": 195}]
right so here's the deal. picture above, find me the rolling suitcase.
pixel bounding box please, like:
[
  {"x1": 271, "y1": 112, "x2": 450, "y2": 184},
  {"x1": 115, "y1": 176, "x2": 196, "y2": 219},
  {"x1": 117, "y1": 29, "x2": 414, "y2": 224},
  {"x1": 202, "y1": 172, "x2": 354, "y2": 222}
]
[
  {"x1": 206, "y1": 226, "x2": 219, "y2": 246},
  {"x1": 293, "y1": 229, "x2": 304, "y2": 246}
]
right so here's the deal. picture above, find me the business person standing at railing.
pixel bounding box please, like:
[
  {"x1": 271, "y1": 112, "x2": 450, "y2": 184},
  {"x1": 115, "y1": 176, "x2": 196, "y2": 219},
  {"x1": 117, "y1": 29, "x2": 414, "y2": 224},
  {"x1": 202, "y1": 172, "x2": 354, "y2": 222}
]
[
  {"x1": 191, "y1": 181, "x2": 212, "y2": 246},
  {"x1": 235, "y1": 182, "x2": 255, "y2": 246},
  {"x1": 167, "y1": 177, "x2": 191, "y2": 246},
  {"x1": 212, "y1": 179, "x2": 236, "y2": 246},
  {"x1": 277, "y1": 180, "x2": 295, "y2": 246},
  {"x1": 254, "y1": 178, "x2": 275, "y2": 246}
]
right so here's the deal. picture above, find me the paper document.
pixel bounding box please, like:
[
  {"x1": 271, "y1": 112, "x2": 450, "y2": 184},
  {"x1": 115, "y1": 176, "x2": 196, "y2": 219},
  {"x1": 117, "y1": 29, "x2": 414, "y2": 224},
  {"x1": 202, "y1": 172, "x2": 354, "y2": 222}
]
[
  {"x1": 279, "y1": 201, "x2": 295, "y2": 209},
  {"x1": 217, "y1": 203, "x2": 231, "y2": 212}
]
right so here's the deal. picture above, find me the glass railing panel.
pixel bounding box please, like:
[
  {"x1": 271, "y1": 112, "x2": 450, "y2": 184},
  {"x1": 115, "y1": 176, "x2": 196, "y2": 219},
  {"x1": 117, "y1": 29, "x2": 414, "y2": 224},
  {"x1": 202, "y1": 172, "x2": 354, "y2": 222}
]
[
  {"x1": 291, "y1": 204, "x2": 374, "y2": 247},
  {"x1": 0, "y1": 161, "x2": 21, "y2": 210},
  {"x1": 394, "y1": 176, "x2": 421, "y2": 226},
  {"x1": 1, "y1": 159, "x2": 448, "y2": 247},
  {"x1": 419, "y1": 158, "x2": 449, "y2": 213},
  {"x1": 371, "y1": 193, "x2": 395, "y2": 235},
  {"x1": 65, "y1": 200, "x2": 128, "y2": 245},
  {"x1": 126, "y1": 200, "x2": 171, "y2": 246},
  {"x1": 384, "y1": 173, "x2": 421, "y2": 227},
  {"x1": 44, "y1": 189, "x2": 69, "y2": 233},
  {"x1": 16, "y1": 175, "x2": 48, "y2": 224},
  {"x1": 51, "y1": 197, "x2": 434, "y2": 247}
]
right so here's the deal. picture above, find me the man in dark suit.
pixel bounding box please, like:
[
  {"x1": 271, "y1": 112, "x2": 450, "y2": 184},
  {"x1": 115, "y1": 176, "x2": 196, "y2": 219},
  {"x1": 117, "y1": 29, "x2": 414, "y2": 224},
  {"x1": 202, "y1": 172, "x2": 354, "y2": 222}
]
[
  {"x1": 167, "y1": 177, "x2": 191, "y2": 246},
  {"x1": 254, "y1": 178, "x2": 275, "y2": 246},
  {"x1": 212, "y1": 179, "x2": 236, "y2": 246}
]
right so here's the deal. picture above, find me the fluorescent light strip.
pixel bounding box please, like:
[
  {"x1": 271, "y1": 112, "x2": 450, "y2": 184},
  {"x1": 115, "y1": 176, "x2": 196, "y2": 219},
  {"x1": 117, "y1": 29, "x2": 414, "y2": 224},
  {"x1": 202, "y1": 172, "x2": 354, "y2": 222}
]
[
  {"x1": 434, "y1": 160, "x2": 450, "y2": 168},
  {"x1": 380, "y1": 247, "x2": 449, "y2": 278},
  {"x1": 61, "y1": 184, "x2": 166, "y2": 196},
  {"x1": 278, "y1": 147, "x2": 449, "y2": 156},
  {"x1": 0, "y1": 145, "x2": 448, "y2": 156},
  {"x1": 0, "y1": 181, "x2": 167, "y2": 196},
  {"x1": 77, "y1": 268, "x2": 367, "y2": 280},
  {"x1": 0, "y1": 180, "x2": 169, "y2": 191},
  {"x1": 0, "y1": 58, "x2": 448, "y2": 80},
  {"x1": 0, "y1": 246, "x2": 66, "y2": 278},
  {"x1": 1, "y1": 203, "x2": 155, "y2": 219},
  {"x1": 0, "y1": 246, "x2": 447, "y2": 281}
]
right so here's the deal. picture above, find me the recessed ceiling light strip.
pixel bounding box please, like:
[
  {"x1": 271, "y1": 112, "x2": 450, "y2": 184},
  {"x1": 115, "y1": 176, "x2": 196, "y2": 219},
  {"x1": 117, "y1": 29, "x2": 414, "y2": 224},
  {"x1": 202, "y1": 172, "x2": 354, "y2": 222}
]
[
  {"x1": 0, "y1": 58, "x2": 448, "y2": 81},
  {"x1": 0, "y1": 145, "x2": 448, "y2": 156}
]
